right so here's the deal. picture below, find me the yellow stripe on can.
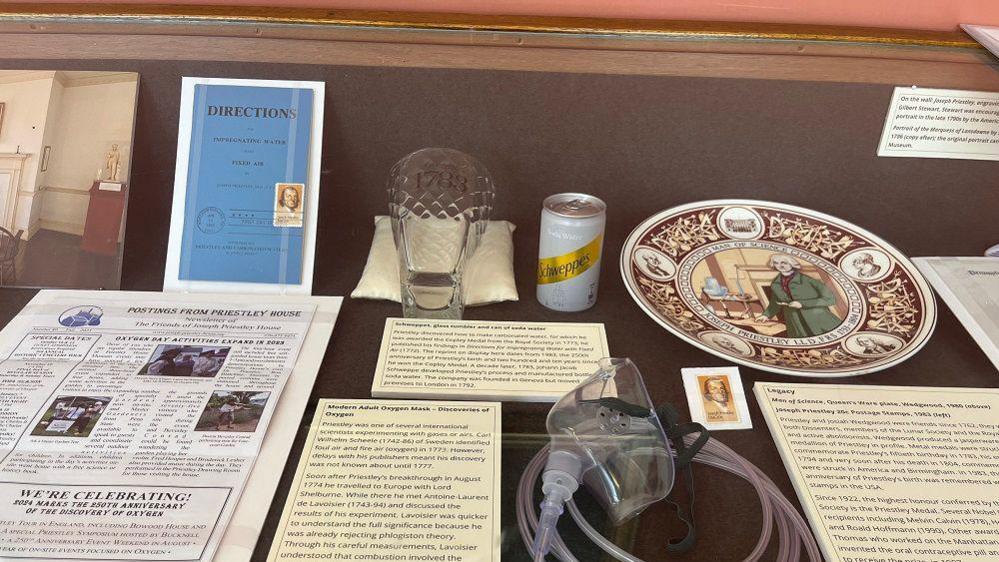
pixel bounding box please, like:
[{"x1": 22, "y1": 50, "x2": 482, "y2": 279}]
[{"x1": 537, "y1": 234, "x2": 603, "y2": 285}]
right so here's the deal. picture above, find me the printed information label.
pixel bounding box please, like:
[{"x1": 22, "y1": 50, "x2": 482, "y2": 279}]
[
  {"x1": 371, "y1": 318, "x2": 609, "y2": 401},
  {"x1": 755, "y1": 382, "x2": 999, "y2": 562},
  {"x1": 877, "y1": 87, "x2": 999, "y2": 161},
  {"x1": 267, "y1": 399, "x2": 501, "y2": 562}
]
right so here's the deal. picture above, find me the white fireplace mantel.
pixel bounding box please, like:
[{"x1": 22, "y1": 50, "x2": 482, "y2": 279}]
[{"x1": 0, "y1": 152, "x2": 32, "y2": 231}]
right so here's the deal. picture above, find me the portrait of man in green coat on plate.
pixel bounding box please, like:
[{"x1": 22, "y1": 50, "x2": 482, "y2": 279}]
[{"x1": 754, "y1": 254, "x2": 843, "y2": 338}]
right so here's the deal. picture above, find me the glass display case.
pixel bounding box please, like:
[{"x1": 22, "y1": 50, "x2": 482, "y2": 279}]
[{"x1": 0, "y1": 6, "x2": 997, "y2": 561}]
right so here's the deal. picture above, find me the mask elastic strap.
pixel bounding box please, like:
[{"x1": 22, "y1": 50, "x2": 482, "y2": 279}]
[{"x1": 656, "y1": 404, "x2": 710, "y2": 554}]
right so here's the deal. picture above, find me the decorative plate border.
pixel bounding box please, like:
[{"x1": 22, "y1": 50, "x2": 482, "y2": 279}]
[{"x1": 620, "y1": 199, "x2": 937, "y2": 377}]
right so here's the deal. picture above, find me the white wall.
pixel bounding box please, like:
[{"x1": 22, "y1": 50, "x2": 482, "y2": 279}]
[
  {"x1": 40, "y1": 78, "x2": 138, "y2": 236},
  {"x1": 0, "y1": 76, "x2": 53, "y2": 158},
  {"x1": 0, "y1": 75, "x2": 55, "y2": 235},
  {"x1": 45, "y1": 80, "x2": 136, "y2": 190},
  {"x1": 32, "y1": 78, "x2": 63, "y2": 234},
  {"x1": 36, "y1": 78, "x2": 63, "y2": 188}
]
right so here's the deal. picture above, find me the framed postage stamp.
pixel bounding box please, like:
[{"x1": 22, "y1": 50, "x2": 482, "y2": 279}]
[
  {"x1": 681, "y1": 366, "x2": 753, "y2": 430},
  {"x1": 273, "y1": 183, "x2": 304, "y2": 228}
]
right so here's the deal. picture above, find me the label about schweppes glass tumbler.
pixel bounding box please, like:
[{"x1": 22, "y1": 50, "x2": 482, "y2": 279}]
[{"x1": 537, "y1": 193, "x2": 607, "y2": 312}]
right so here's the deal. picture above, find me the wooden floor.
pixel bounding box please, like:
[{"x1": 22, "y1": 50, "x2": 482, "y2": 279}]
[{"x1": 14, "y1": 229, "x2": 120, "y2": 289}]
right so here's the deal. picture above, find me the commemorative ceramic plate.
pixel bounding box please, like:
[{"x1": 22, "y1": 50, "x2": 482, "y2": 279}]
[{"x1": 620, "y1": 200, "x2": 936, "y2": 377}]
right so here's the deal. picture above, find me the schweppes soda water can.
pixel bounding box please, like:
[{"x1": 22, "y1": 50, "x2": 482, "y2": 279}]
[{"x1": 537, "y1": 193, "x2": 607, "y2": 311}]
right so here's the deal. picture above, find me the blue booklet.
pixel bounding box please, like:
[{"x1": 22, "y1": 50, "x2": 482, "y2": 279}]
[{"x1": 166, "y1": 79, "x2": 323, "y2": 293}]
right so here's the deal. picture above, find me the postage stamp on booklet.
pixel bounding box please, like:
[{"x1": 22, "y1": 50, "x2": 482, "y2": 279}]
[{"x1": 274, "y1": 183, "x2": 304, "y2": 228}]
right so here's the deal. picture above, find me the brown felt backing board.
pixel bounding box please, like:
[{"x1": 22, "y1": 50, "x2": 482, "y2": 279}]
[{"x1": 0, "y1": 57, "x2": 997, "y2": 561}]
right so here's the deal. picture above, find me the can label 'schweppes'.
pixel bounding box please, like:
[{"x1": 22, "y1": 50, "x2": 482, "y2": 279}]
[{"x1": 537, "y1": 235, "x2": 603, "y2": 285}]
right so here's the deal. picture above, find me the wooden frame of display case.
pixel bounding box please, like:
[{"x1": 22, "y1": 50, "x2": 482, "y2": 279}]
[
  {"x1": 0, "y1": 4, "x2": 996, "y2": 90},
  {"x1": 0, "y1": 6, "x2": 997, "y2": 562}
]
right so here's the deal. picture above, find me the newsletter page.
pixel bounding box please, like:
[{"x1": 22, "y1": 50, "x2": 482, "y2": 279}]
[{"x1": 0, "y1": 291, "x2": 316, "y2": 562}]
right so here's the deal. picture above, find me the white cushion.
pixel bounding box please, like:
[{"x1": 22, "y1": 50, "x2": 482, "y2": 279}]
[{"x1": 350, "y1": 216, "x2": 519, "y2": 306}]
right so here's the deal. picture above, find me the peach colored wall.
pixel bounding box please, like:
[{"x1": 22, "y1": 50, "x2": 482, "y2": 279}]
[{"x1": 22, "y1": 0, "x2": 999, "y2": 32}]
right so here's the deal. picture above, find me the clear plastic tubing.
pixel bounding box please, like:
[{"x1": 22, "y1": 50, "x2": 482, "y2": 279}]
[{"x1": 517, "y1": 435, "x2": 821, "y2": 562}]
